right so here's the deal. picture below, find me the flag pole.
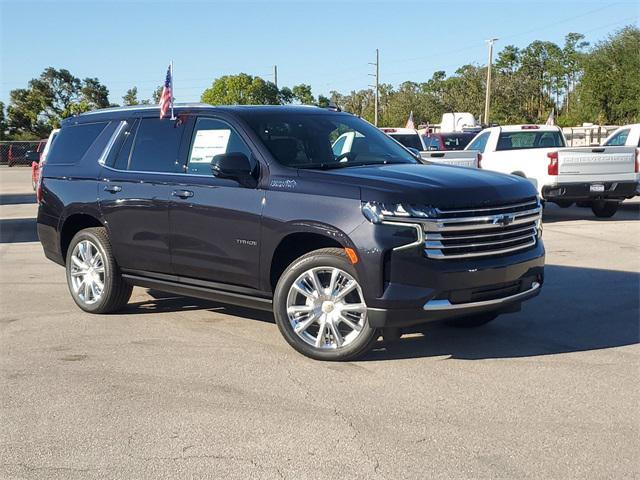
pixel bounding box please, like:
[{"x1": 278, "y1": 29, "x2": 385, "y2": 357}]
[{"x1": 170, "y1": 60, "x2": 176, "y2": 121}]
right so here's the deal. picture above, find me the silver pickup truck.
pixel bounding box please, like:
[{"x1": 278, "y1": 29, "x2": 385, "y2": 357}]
[{"x1": 542, "y1": 146, "x2": 637, "y2": 217}]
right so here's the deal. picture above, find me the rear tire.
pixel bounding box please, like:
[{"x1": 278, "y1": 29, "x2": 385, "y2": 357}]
[
  {"x1": 273, "y1": 248, "x2": 379, "y2": 361},
  {"x1": 555, "y1": 200, "x2": 573, "y2": 208},
  {"x1": 65, "y1": 227, "x2": 132, "y2": 314},
  {"x1": 446, "y1": 312, "x2": 498, "y2": 328},
  {"x1": 591, "y1": 200, "x2": 619, "y2": 218}
]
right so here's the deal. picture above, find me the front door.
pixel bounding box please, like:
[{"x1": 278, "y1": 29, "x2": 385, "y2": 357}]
[{"x1": 168, "y1": 116, "x2": 263, "y2": 289}]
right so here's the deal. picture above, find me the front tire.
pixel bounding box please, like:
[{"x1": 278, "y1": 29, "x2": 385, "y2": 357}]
[
  {"x1": 273, "y1": 248, "x2": 379, "y2": 361},
  {"x1": 591, "y1": 200, "x2": 619, "y2": 218},
  {"x1": 65, "y1": 227, "x2": 132, "y2": 314}
]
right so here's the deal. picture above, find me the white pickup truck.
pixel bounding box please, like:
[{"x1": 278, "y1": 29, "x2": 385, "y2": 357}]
[
  {"x1": 456, "y1": 125, "x2": 638, "y2": 217},
  {"x1": 378, "y1": 127, "x2": 479, "y2": 168},
  {"x1": 602, "y1": 123, "x2": 640, "y2": 192}
]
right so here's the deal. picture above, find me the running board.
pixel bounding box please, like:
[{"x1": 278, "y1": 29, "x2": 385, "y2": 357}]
[{"x1": 122, "y1": 274, "x2": 273, "y2": 311}]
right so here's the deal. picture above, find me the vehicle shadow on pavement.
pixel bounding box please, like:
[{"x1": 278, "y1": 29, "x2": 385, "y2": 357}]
[
  {"x1": 0, "y1": 218, "x2": 38, "y2": 243},
  {"x1": 361, "y1": 264, "x2": 639, "y2": 361},
  {"x1": 543, "y1": 201, "x2": 639, "y2": 223},
  {"x1": 121, "y1": 289, "x2": 275, "y2": 324},
  {"x1": 117, "y1": 266, "x2": 639, "y2": 362}
]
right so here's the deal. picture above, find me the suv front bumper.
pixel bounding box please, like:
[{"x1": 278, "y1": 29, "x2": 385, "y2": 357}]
[{"x1": 368, "y1": 277, "x2": 541, "y2": 328}]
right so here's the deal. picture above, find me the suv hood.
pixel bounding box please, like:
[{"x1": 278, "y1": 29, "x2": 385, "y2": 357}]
[{"x1": 299, "y1": 163, "x2": 537, "y2": 208}]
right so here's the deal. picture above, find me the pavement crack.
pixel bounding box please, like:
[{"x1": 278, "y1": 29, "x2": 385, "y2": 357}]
[
  {"x1": 1, "y1": 462, "x2": 91, "y2": 473},
  {"x1": 332, "y1": 405, "x2": 383, "y2": 477}
]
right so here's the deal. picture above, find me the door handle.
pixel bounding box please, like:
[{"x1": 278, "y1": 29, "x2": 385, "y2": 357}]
[
  {"x1": 172, "y1": 189, "x2": 194, "y2": 199},
  {"x1": 104, "y1": 185, "x2": 122, "y2": 193}
]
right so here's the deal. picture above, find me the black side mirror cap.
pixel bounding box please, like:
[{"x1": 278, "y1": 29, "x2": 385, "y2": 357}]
[{"x1": 211, "y1": 152, "x2": 257, "y2": 187}]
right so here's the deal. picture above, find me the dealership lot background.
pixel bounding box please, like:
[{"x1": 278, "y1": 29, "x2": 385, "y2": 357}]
[{"x1": 0, "y1": 165, "x2": 637, "y2": 478}]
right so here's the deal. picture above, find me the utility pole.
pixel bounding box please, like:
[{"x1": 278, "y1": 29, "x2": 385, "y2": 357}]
[
  {"x1": 273, "y1": 65, "x2": 278, "y2": 89},
  {"x1": 368, "y1": 49, "x2": 379, "y2": 126},
  {"x1": 483, "y1": 38, "x2": 498, "y2": 126}
]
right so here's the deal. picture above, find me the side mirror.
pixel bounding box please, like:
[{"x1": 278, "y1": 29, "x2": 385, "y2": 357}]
[
  {"x1": 211, "y1": 152, "x2": 256, "y2": 187},
  {"x1": 25, "y1": 150, "x2": 41, "y2": 163},
  {"x1": 406, "y1": 147, "x2": 421, "y2": 159}
]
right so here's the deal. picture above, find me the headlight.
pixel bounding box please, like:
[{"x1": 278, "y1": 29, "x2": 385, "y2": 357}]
[{"x1": 361, "y1": 201, "x2": 438, "y2": 224}]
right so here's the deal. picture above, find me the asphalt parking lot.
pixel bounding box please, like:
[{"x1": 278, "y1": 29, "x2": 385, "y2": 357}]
[{"x1": 1, "y1": 165, "x2": 638, "y2": 479}]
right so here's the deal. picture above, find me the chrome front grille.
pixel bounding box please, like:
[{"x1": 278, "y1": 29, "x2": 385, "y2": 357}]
[{"x1": 422, "y1": 198, "x2": 541, "y2": 259}]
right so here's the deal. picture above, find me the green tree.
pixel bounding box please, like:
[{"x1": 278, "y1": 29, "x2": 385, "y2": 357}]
[
  {"x1": 122, "y1": 86, "x2": 150, "y2": 106},
  {"x1": 278, "y1": 86, "x2": 294, "y2": 104},
  {"x1": 291, "y1": 84, "x2": 315, "y2": 105},
  {"x1": 152, "y1": 85, "x2": 163, "y2": 104},
  {"x1": 80, "y1": 77, "x2": 110, "y2": 109},
  {"x1": 573, "y1": 26, "x2": 639, "y2": 124},
  {"x1": 0, "y1": 102, "x2": 7, "y2": 140},
  {"x1": 6, "y1": 68, "x2": 112, "y2": 138},
  {"x1": 317, "y1": 94, "x2": 330, "y2": 108},
  {"x1": 562, "y1": 33, "x2": 589, "y2": 114},
  {"x1": 201, "y1": 73, "x2": 279, "y2": 105}
]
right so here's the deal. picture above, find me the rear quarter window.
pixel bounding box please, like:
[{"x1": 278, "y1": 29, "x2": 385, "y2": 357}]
[{"x1": 45, "y1": 122, "x2": 109, "y2": 165}]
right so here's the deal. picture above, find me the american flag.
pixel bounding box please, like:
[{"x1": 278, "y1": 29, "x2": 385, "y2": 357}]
[
  {"x1": 405, "y1": 111, "x2": 415, "y2": 130},
  {"x1": 159, "y1": 64, "x2": 173, "y2": 119}
]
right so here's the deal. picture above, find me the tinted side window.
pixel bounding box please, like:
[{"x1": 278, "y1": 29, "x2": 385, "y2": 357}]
[
  {"x1": 604, "y1": 129, "x2": 630, "y2": 146},
  {"x1": 186, "y1": 118, "x2": 254, "y2": 176},
  {"x1": 467, "y1": 132, "x2": 490, "y2": 152},
  {"x1": 128, "y1": 118, "x2": 184, "y2": 172},
  {"x1": 46, "y1": 122, "x2": 108, "y2": 165}
]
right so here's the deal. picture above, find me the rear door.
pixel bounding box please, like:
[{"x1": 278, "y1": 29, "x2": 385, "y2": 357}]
[
  {"x1": 99, "y1": 117, "x2": 188, "y2": 273},
  {"x1": 168, "y1": 116, "x2": 263, "y2": 289}
]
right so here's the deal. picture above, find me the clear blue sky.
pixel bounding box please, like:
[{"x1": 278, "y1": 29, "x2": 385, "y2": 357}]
[{"x1": 1, "y1": 0, "x2": 638, "y2": 106}]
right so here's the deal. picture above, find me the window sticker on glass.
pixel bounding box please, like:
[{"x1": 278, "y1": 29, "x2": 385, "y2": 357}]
[{"x1": 190, "y1": 129, "x2": 231, "y2": 163}]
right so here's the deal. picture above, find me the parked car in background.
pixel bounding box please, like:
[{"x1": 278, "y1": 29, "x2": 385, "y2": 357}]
[
  {"x1": 29, "y1": 129, "x2": 59, "y2": 190},
  {"x1": 379, "y1": 127, "x2": 479, "y2": 168},
  {"x1": 37, "y1": 104, "x2": 544, "y2": 361},
  {"x1": 378, "y1": 127, "x2": 426, "y2": 151},
  {"x1": 419, "y1": 149, "x2": 480, "y2": 169},
  {"x1": 422, "y1": 132, "x2": 477, "y2": 151},
  {"x1": 8, "y1": 140, "x2": 45, "y2": 167},
  {"x1": 460, "y1": 125, "x2": 637, "y2": 217},
  {"x1": 602, "y1": 123, "x2": 640, "y2": 195}
]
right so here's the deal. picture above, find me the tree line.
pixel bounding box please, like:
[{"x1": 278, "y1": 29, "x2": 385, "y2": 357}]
[{"x1": 2, "y1": 26, "x2": 637, "y2": 140}]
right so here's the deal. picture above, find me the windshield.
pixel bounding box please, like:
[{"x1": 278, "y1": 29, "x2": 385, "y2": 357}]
[
  {"x1": 240, "y1": 112, "x2": 418, "y2": 169},
  {"x1": 388, "y1": 134, "x2": 423, "y2": 151},
  {"x1": 496, "y1": 131, "x2": 565, "y2": 151}
]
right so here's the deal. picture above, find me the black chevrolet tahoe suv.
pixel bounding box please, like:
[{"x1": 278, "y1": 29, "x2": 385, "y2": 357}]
[{"x1": 37, "y1": 104, "x2": 544, "y2": 361}]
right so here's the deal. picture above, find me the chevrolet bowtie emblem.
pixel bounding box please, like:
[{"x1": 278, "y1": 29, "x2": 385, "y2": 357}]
[{"x1": 493, "y1": 214, "x2": 515, "y2": 226}]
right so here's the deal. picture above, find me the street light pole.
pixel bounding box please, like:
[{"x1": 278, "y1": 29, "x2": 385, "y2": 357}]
[
  {"x1": 484, "y1": 38, "x2": 498, "y2": 126},
  {"x1": 368, "y1": 49, "x2": 379, "y2": 126}
]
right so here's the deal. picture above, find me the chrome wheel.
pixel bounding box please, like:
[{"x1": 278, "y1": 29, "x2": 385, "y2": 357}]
[
  {"x1": 286, "y1": 266, "x2": 367, "y2": 349},
  {"x1": 69, "y1": 240, "x2": 105, "y2": 305}
]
